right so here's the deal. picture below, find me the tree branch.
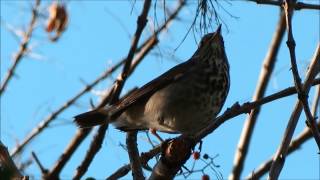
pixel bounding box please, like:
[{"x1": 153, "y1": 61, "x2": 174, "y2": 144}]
[
  {"x1": 268, "y1": 44, "x2": 320, "y2": 179},
  {"x1": 247, "y1": 0, "x2": 320, "y2": 10},
  {"x1": 247, "y1": 85, "x2": 320, "y2": 179},
  {"x1": 127, "y1": 131, "x2": 144, "y2": 180},
  {"x1": 283, "y1": 0, "x2": 320, "y2": 149},
  {"x1": 0, "y1": 0, "x2": 40, "y2": 95},
  {"x1": 229, "y1": 11, "x2": 286, "y2": 180},
  {"x1": 106, "y1": 145, "x2": 162, "y2": 179}
]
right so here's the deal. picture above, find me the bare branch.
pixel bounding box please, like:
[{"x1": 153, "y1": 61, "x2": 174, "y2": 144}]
[
  {"x1": 127, "y1": 131, "x2": 144, "y2": 180},
  {"x1": 247, "y1": 87, "x2": 320, "y2": 179},
  {"x1": 248, "y1": 119, "x2": 320, "y2": 179},
  {"x1": 229, "y1": 11, "x2": 286, "y2": 180},
  {"x1": 10, "y1": 54, "x2": 126, "y2": 157},
  {"x1": 283, "y1": 0, "x2": 320, "y2": 148},
  {"x1": 45, "y1": 128, "x2": 91, "y2": 179},
  {"x1": 107, "y1": 0, "x2": 152, "y2": 104},
  {"x1": 0, "y1": 0, "x2": 40, "y2": 95},
  {"x1": 268, "y1": 44, "x2": 320, "y2": 179},
  {"x1": 247, "y1": 0, "x2": 320, "y2": 10},
  {"x1": 31, "y1": 151, "x2": 48, "y2": 176},
  {"x1": 106, "y1": 145, "x2": 161, "y2": 179}
]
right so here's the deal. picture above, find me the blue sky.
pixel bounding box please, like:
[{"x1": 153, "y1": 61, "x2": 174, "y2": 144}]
[{"x1": 1, "y1": 0, "x2": 319, "y2": 179}]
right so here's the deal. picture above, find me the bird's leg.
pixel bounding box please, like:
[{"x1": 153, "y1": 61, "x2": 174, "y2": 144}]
[{"x1": 149, "y1": 128, "x2": 164, "y2": 142}]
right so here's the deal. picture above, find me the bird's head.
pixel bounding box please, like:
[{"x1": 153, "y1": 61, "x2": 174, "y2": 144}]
[{"x1": 196, "y1": 25, "x2": 225, "y2": 57}]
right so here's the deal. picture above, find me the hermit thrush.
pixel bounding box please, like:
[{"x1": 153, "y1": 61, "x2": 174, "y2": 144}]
[{"x1": 74, "y1": 25, "x2": 230, "y2": 135}]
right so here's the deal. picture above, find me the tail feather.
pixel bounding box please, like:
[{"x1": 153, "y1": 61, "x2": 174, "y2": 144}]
[{"x1": 74, "y1": 109, "x2": 109, "y2": 128}]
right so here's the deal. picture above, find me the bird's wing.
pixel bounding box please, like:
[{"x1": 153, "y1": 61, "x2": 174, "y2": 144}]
[{"x1": 108, "y1": 58, "x2": 197, "y2": 119}]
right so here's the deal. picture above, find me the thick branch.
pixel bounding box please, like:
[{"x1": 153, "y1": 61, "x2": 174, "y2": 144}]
[
  {"x1": 0, "y1": 0, "x2": 40, "y2": 95},
  {"x1": 229, "y1": 12, "x2": 286, "y2": 180},
  {"x1": 248, "y1": 0, "x2": 320, "y2": 10},
  {"x1": 268, "y1": 44, "x2": 320, "y2": 179}
]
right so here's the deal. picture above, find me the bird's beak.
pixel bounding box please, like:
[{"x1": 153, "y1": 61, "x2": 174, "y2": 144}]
[{"x1": 216, "y1": 24, "x2": 222, "y2": 35}]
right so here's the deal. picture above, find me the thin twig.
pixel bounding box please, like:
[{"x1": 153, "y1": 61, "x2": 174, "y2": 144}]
[
  {"x1": 31, "y1": 151, "x2": 48, "y2": 176},
  {"x1": 229, "y1": 11, "x2": 286, "y2": 180},
  {"x1": 0, "y1": 0, "x2": 40, "y2": 95},
  {"x1": 247, "y1": 85, "x2": 320, "y2": 179},
  {"x1": 268, "y1": 44, "x2": 320, "y2": 180},
  {"x1": 10, "y1": 54, "x2": 126, "y2": 157},
  {"x1": 247, "y1": 0, "x2": 320, "y2": 10},
  {"x1": 127, "y1": 131, "x2": 144, "y2": 180},
  {"x1": 107, "y1": 0, "x2": 152, "y2": 104}
]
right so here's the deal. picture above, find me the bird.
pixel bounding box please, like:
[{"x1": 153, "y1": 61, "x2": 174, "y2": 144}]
[{"x1": 74, "y1": 25, "x2": 230, "y2": 135}]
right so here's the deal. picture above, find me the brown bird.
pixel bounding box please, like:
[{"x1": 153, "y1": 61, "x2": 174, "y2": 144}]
[{"x1": 74, "y1": 25, "x2": 230, "y2": 135}]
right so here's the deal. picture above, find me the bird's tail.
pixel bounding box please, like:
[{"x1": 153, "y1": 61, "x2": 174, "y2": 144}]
[{"x1": 74, "y1": 109, "x2": 109, "y2": 128}]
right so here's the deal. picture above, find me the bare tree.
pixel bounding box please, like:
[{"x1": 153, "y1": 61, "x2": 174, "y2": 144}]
[{"x1": 1, "y1": 0, "x2": 319, "y2": 179}]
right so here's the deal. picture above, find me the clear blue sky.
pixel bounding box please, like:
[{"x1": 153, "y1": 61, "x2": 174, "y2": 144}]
[{"x1": 1, "y1": 0, "x2": 319, "y2": 179}]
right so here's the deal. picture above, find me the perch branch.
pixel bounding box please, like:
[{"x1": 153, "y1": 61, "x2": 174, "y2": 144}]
[{"x1": 142, "y1": 77, "x2": 320, "y2": 178}]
